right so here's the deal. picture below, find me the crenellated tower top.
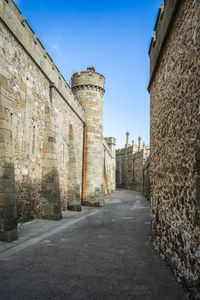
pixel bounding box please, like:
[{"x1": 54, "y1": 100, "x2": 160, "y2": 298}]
[{"x1": 71, "y1": 67, "x2": 105, "y2": 92}]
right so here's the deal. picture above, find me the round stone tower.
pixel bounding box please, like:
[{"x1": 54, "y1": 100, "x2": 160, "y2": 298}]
[{"x1": 71, "y1": 67, "x2": 105, "y2": 206}]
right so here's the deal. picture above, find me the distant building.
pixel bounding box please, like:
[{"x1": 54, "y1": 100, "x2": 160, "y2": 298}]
[{"x1": 116, "y1": 132, "x2": 150, "y2": 194}]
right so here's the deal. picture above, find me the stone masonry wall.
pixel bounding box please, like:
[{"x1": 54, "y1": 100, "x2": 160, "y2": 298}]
[
  {"x1": 116, "y1": 146, "x2": 135, "y2": 190},
  {"x1": 116, "y1": 148, "x2": 125, "y2": 188},
  {"x1": 132, "y1": 151, "x2": 144, "y2": 193},
  {"x1": 0, "y1": 0, "x2": 117, "y2": 241},
  {"x1": 149, "y1": 0, "x2": 200, "y2": 298},
  {"x1": 116, "y1": 135, "x2": 150, "y2": 195},
  {"x1": 124, "y1": 147, "x2": 134, "y2": 189},
  {"x1": 0, "y1": 0, "x2": 84, "y2": 231},
  {"x1": 103, "y1": 138, "x2": 116, "y2": 195},
  {"x1": 143, "y1": 156, "x2": 150, "y2": 200}
]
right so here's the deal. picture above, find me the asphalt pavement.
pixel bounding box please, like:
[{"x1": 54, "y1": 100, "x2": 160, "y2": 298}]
[{"x1": 0, "y1": 189, "x2": 188, "y2": 300}]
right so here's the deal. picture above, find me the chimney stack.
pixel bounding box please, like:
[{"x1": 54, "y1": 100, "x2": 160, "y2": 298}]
[
  {"x1": 138, "y1": 136, "x2": 142, "y2": 151},
  {"x1": 125, "y1": 131, "x2": 130, "y2": 148}
]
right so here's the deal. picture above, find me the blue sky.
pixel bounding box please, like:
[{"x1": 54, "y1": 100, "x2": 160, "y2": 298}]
[{"x1": 15, "y1": 0, "x2": 161, "y2": 148}]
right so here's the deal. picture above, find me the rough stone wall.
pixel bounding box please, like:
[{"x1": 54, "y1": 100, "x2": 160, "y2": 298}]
[
  {"x1": 132, "y1": 151, "x2": 143, "y2": 192},
  {"x1": 149, "y1": 0, "x2": 200, "y2": 298},
  {"x1": 116, "y1": 146, "x2": 135, "y2": 190},
  {"x1": 124, "y1": 147, "x2": 134, "y2": 189},
  {"x1": 103, "y1": 138, "x2": 116, "y2": 195},
  {"x1": 143, "y1": 156, "x2": 150, "y2": 200},
  {"x1": 0, "y1": 0, "x2": 84, "y2": 233},
  {"x1": 0, "y1": 72, "x2": 18, "y2": 241},
  {"x1": 116, "y1": 149, "x2": 125, "y2": 188},
  {"x1": 49, "y1": 91, "x2": 83, "y2": 213}
]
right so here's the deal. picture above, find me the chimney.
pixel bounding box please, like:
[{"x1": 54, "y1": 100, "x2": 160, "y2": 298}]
[
  {"x1": 138, "y1": 136, "x2": 142, "y2": 151},
  {"x1": 125, "y1": 131, "x2": 130, "y2": 148},
  {"x1": 87, "y1": 67, "x2": 95, "y2": 72}
]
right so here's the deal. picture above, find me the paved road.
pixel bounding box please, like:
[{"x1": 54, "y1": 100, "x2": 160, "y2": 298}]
[{"x1": 0, "y1": 190, "x2": 187, "y2": 300}]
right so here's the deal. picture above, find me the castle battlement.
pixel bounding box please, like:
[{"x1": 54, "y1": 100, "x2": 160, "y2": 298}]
[
  {"x1": 104, "y1": 137, "x2": 116, "y2": 146},
  {"x1": 132, "y1": 150, "x2": 143, "y2": 160},
  {"x1": 116, "y1": 148, "x2": 126, "y2": 155},
  {"x1": 71, "y1": 68, "x2": 105, "y2": 91},
  {"x1": 126, "y1": 145, "x2": 134, "y2": 152},
  {"x1": 148, "y1": 0, "x2": 181, "y2": 90},
  {"x1": 0, "y1": 0, "x2": 85, "y2": 121},
  {"x1": 116, "y1": 132, "x2": 149, "y2": 193}
]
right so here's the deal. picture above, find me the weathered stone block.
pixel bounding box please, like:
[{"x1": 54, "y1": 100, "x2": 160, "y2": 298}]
[
  {"x1": 0, "y1": 143, "x2": 12, "y2": 157},
  {"x1": 0, "y1": 128, "x2": 12, "y2": 144},
  {"x1": 0, "y1": 228, "x2": 18, "y2": 242},
  {"x1": 41, "y1": 203, "x2": 62, "y2": 220},
  {"x1": 83, "y1": 200, "x2": 104, "y2": 207},
  {"x1": 3, "y1": 216, "x2": 17, "y2": 231},
  {"x1": 0, "y1": 167, "x2": 15, "y2": 179},
  {"x1": 40, "y1": 189, "x2": 60, "y2": 204},
  {"x1": 0, "y1": 178, "x2": 15, "y2": 193},
  {"x1": 0, "y1": 106, "x2": 9, "y2": 121},
  {"x1": 0, "y1": 192, "x2": 16, "y2": 206},
  {"x1": 67, "y1": 204, "x2": 82, "y2": 212},
  {"x1": 0, "y1": 74, "x2": 8, "y2": 90}
]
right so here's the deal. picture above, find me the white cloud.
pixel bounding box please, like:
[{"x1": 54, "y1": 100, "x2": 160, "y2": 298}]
[{"x1": 50, "y1": 43, "x2": 59, "y2": 51}]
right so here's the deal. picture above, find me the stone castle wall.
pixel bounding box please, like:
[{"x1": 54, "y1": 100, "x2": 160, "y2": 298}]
[
  {"x1": 0, "y1": 0, "x2": 116, "y2": 241},
  {"x1": 149, "y1": 0, "x2": 200, "y2": 298},
  {"x1": 132, "y1": 151, "x2": 144, "y2": 193},
  {"x1": 116, "y1": 135, "x2": 150, "y2": 195},
  {"x1": 0, "y1": 0, "x2": 85, "y2": 226},
  {"x1": 116, "y1": 148, "x2": 125, "y2": 188},
  {"x1": 124, "y1": 147, "x2": 134, "y2": 189},
  {"x1": 143, "y1": 157, "x2": 150, "y2": 200},
  {"x1": 103, "y1": 138, "x2": 116, "y2": 195}
]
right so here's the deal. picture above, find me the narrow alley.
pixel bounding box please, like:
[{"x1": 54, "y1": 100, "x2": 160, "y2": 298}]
[{"x1": 0, "y1": 190, "x2": 187, "y2": 300}]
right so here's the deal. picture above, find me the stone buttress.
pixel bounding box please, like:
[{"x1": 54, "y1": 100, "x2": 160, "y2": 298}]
[
  {"x1": 40, "y1": 101, "x2": 62, "y2": 220},
  {"x1": 0, "y1": 83, "x2": 18, "y2": 241}
]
